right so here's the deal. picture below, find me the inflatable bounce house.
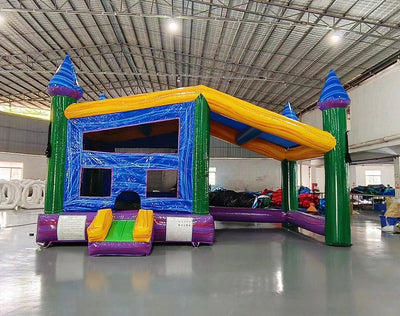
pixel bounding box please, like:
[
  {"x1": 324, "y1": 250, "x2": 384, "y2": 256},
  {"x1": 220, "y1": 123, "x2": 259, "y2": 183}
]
[{"x1": 36, "y1": 56, "x2": 352, "y2": 256}]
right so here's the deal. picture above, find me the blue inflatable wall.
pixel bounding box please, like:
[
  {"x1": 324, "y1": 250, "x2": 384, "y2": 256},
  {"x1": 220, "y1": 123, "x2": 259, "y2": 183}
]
[{"x1": 63, "y1": 101, "x2": 195, "y2": 212}]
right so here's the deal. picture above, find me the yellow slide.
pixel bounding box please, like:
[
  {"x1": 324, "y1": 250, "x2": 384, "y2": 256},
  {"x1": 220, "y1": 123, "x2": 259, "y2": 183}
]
[
  {"x1": 133, "y1": 209, "x2": 154, "y2": 243},
  {"x1": 87, "y1": 208, "x2": 113, "y2": 242}
]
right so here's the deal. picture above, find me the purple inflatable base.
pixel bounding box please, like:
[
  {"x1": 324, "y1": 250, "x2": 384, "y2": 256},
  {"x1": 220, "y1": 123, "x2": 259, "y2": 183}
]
[
  {"x1": 36, "y1": 208, "x2": 325, "y2": 255},
  {"x1": 36, "y1": 212, "x2": 95, "y2": 245},
  {"x1": 36, "y1": 210, "x2": 215, "y2": 245},
  {"x1": 88, "y1": 240, "x2": 153, "y2": 257},
  {"x1": 210, "y1": 206, "x2": 285, "y2": 223},
  {"x1": 286, "y1": 211, "x2": 325, "y2": 235},
  {"x1": 210, "y1": 207, "x2": 325, "y2": 236},
  {"x1": 88, "y1": 221, "x2": 155, "y2": 257}
]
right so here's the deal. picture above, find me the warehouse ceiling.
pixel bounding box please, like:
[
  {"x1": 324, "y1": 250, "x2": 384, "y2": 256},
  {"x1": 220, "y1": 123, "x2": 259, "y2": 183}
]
[{"x1": 0, "y1": 0, "x2": 400, "y2": 115}]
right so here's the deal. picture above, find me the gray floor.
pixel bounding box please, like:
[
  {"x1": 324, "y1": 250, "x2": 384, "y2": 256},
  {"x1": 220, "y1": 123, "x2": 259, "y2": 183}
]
[{"x1": 0, "y1": 209, "x2": 398, "y2": 316}]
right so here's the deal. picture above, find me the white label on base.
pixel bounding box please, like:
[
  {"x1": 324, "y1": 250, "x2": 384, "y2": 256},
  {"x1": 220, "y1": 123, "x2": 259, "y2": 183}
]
[
  {"x1": 166, "y1": 217, "x2": 193, "y2": 242},
  {"x1": 57, "y1": 215, "x2": 87, "y2": 240}
]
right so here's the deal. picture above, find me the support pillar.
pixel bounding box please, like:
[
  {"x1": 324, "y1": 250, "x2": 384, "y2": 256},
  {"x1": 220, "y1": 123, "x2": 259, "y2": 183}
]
[
  {"x1": 281, "y1": 160, "x2": 298, "y2": 212},
  {"x1": 281, "y1": 101, "x2": 299, "y2": 214},
  {"x1": 318, "y1": 69, "x2": 351, "y2": 246},
  {"x1": 193, "y1": 95, "x2": 210, "y2": 215},
  {"x1": 44, "y1": 96, "x2": 75, "y2": 213}
]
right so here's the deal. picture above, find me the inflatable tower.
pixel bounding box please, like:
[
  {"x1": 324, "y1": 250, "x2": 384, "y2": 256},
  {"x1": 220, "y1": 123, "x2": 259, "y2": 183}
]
[{"x1": 45, "y1": 55, "x2": 83, "y2": 214}]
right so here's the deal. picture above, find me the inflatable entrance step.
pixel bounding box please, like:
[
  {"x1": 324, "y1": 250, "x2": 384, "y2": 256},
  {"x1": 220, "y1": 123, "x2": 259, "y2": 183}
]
[{"x1": 87, "y1": 209, "x2": 154, "y2": 256}]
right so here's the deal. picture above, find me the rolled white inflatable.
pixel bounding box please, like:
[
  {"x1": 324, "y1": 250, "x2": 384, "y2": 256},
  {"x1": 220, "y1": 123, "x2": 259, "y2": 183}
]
[
  {"x1": 0, "y1": 179, "x2": 45, "y2": 210},
  {"x1": 20, "y1": 180, "x2": 45, "y2": 209},
  {"x1": 0, "y1": 180, "x2": 21, "y2": 210}
]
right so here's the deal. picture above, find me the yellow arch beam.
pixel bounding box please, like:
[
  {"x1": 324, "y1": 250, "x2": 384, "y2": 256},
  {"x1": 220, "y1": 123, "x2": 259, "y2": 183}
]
[{"x1": 65, "y1": 85, "x2": 336, "y2": 161}]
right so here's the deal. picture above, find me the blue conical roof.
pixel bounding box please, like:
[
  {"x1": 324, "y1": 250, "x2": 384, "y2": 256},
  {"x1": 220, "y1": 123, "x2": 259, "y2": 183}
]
[
  {"x1": 98, "y1": 93, "x2": 106, "y2": 100},
  {"x1": 317, "y1": 69, "x2": 350, "y2": 110},
  {"x1": 47, "y1": 55, "x2": 83, "y2": 100},
  {"x1": 282, "y1": 102, "x2": 298, "y2": 121}
]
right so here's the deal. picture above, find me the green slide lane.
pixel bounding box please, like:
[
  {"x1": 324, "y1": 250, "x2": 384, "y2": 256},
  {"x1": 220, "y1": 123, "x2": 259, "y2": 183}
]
[{"x1": 105, "y1": 220, "x2": 136, "y2": 242}]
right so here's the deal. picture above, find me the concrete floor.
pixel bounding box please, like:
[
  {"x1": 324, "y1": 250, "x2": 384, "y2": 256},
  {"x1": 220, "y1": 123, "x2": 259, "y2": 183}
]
[{"x1": 0, "y1": 209, "x2": 398, "y2": 316}]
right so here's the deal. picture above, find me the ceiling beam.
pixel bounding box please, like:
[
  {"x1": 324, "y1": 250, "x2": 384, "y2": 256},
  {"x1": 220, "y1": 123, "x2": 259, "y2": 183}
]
[{"x1": 2, "y1": 3, "x2": 400, "y2": 41}]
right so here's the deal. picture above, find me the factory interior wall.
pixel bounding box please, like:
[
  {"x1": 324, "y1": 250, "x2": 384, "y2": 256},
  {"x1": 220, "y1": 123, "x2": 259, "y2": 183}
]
[
  {"x1": 0, "y1": 153, "x2": 284, "y2": 193},
  {"x1": 298, "y1": 162, "x2": 394, "y2": 193},
  {"x1": 300, "y1": 108, "x2": 323, "y2": 130},
  {"x1": 298, "y1": 67, "x2": 400, "y2": 193},
  {"x1": 313, "y1": 166, "x2": 325, "y2": 192},
  {"x1": 349, "y1": 164, "x2": 394, "y2": 188},
  {"x1": 348, "y1": 62, "x2": 400, "y2": 149},
  {"x1": 1, "y1": 150, "x2": 395, "y2": 197},
  {"x1": 2, "y1": 63, "x2": 400, "y2": 192},
  {"x1": 299, "y1": 63, "x2": 400, "y2": 151},
  {"x1": 298, "y1": 160, "x2": 325, "y2": 191},
  {"x1": 209, "y1": 158, "x2": 281, "y2": 192},
  {"x1": 299, "y1": 163, "x2": 310, "y2": 188},
  {"x1": 0, "y1": 112, "x2": 48, "y2": 155},
  {"x1": 2, "y1": 138, "x2": 393, "y2": 193},
  {"x1": 0, "y1": 152, "x2": 47, "y2": 180}
]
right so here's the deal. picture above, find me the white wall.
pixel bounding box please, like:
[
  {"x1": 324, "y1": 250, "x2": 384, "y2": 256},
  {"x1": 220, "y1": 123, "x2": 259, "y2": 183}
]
[
  {"x1": 349, "y1": 164, "x2": 394, "y2": 187},
  {"x1": 299, "y1": 162, "x2": 394, "y2": 191},
  {"x1": 315, "y1": 167, "x2": 325, "y2": 191},
  {"x1": 0, "y1": 111, "x2": 48, "y2": 155},
  {"x1": 298, "y1": 160, "x2": 325, "y2": 191},
  {"x1": 299, "y1": 110, "x2": 326, "y2": 192},
  {"x1": 299, "y1": 163, "x2": 310, "y2": 187},
  {"x1": 348, "y1": 62, "x2": 400, "y2": 149},
  {"x1": 210, "y1": 158, "x2": 281, "y2": 192},
  {"x1": 209, "y1": 157, "x2": 328, "y2": 193},
  {"x1": 210, "y1": 158, "x2": 325, "y2": 193},
  {"x1": 299, "y1": 108, "x2": 323, "y2": 130},
  {"x1": 0, "y1": 152, "x2": 47, "y2": 180},
  {"x1": 0, "y1": 153, "x2": 295, "y2": 192},
  {"x1": 297, "y1": 163, "x2": 394, "y2": 192},
  {"x1": 210, "y1": 158, "x2": 329, "y2": 193}
]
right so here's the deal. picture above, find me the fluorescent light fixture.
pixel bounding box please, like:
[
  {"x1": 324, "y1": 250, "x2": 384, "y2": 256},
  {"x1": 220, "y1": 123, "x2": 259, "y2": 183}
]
[
  {"x1": 330, "y1": 32, "x2": 341, "y2": 44},
  {"x1": 168, "y1": 20, "x2": 179, "y2": 33}
]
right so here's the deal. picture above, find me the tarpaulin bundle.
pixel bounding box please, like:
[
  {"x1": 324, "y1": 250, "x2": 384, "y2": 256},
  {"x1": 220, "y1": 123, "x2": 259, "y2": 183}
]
[
  {"x1": 350, "y1": 185, "x2": 368, "y2": 194},
  {"x1": 350, "y1": 184, "x2": 394, "y2": 196},
  {"x1": 209, "y1": 190, "x2": 257, "y2": 208},
  {"x1": 256, "y1": 195, "x2": 272, "y2": 208},
  {"x1": 383, "y1": 188, "x2": 395, "y2": 196},
  {"x1": 367, "y1": 184, "x2": 386, "y2": 195},
  {"x1": 271, "y1": 189, "x2": 282, "y2": 206},
  {"x1": 299, "y1": 186, "x2": 311, "y2": 194},
  {"x1": 260, "y1": 189, "x2": 274, "y2": 196},
  {"x1": 319, "y1": 198, "x2": 326, "y2": 213},
  {"x1": 298, "y1": 193, "x2": 320, "y2": 208}
]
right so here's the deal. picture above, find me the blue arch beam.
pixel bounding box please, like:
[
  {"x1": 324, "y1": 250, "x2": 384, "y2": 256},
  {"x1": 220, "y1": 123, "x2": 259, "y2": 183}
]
[{"x1": 235, "y1": 127, "x2": 264, "y2": 145}]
